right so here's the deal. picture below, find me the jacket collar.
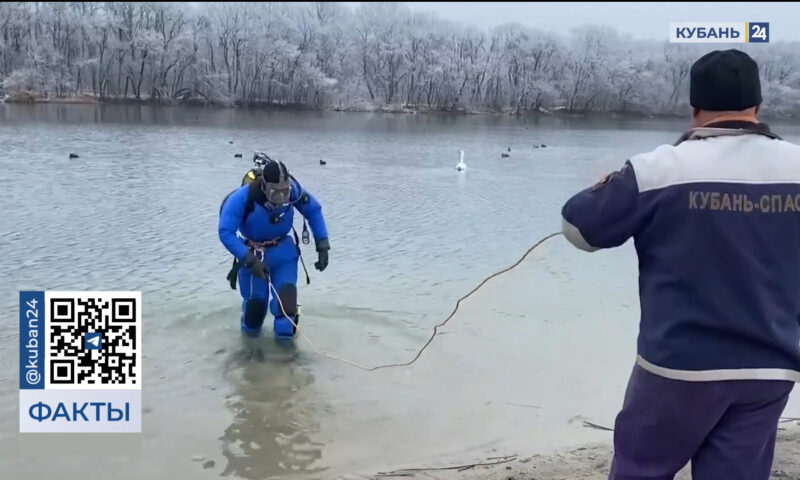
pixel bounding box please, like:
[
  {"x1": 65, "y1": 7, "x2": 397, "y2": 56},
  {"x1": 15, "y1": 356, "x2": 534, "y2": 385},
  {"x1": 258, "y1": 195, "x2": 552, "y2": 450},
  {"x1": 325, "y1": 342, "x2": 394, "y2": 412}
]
[{"x1": 674, "y1": 120, "x2": 782, "y2": 146}]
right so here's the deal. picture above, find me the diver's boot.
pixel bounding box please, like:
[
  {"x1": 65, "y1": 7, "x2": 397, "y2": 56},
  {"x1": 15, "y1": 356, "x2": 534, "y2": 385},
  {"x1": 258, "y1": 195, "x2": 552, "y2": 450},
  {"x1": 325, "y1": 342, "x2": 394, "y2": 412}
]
[{"x1": 274, "y1": 316, "x2": 296, "y2": 339}]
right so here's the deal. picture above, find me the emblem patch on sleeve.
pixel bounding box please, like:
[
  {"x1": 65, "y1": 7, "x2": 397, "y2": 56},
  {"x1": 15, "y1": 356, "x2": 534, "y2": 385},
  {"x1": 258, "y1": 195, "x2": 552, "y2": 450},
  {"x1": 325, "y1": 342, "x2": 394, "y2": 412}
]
[
  {"x1": 590, "y1": 162, "x2": 629, "y2": 191},
  {"x1": 591, "y1": 172, "x2": 616, "y2": 190}
]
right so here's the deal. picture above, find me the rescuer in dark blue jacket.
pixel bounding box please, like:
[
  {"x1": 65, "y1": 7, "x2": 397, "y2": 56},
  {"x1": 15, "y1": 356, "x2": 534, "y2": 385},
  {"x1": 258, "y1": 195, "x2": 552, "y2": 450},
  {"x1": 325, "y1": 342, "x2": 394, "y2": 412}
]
[
  {"x1": 561, "y1": 50, "x2": 799, "y2": 480},
  {"x1": 219, "y1": 154, "x2": 329, "y2": 338}
]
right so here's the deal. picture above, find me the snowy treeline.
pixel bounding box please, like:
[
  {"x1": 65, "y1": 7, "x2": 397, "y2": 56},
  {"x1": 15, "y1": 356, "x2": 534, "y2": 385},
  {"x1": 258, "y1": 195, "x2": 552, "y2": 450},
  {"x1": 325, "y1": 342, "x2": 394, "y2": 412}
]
[{"x1": 2, "y1": 2, "x2": 799, "y2": 117}]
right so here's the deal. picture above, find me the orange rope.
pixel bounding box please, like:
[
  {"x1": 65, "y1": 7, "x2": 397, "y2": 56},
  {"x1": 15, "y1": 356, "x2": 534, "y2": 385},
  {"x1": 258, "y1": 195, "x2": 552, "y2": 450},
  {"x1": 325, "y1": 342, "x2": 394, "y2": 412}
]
[{"x1": 271, "y1": 231, "x2": 563, "y2": 371}]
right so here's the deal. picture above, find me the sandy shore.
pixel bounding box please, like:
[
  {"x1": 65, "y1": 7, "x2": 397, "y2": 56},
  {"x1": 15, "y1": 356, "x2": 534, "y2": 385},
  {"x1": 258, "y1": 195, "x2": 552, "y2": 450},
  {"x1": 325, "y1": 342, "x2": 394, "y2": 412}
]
[{"x1": 366, "y1": 422, "x2": 800, "y2": 480}]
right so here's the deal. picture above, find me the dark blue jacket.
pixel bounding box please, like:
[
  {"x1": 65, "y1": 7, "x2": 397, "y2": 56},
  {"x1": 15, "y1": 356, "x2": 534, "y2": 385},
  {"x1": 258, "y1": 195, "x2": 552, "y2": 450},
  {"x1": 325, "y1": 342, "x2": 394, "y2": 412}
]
[
  {"x1": 219, "y1": 178, "x2": 328, "y2": 261},
  {"x1": 561, "y1": 121, "x2": 800, "y2": 382}
]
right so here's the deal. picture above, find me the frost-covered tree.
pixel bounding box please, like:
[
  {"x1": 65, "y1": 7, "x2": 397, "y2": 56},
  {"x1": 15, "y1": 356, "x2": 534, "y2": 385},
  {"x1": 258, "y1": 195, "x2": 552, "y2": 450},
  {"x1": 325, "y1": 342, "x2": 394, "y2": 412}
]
[{"x1": 2, "y1": 2, "x2": 799, "y2": 118}]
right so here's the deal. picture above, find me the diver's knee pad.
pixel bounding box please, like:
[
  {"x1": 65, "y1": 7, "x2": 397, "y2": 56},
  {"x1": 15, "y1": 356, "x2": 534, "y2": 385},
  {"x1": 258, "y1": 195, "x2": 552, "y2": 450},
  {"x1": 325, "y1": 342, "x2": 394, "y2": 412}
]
[
  {"x1": 273, "y1": 284, "x2": 298, "y2": 338},
  {"x1": 241, "y1": 299, "x2": 267, "y2": 336},
  {"x1": 276, "y1": 284, "x2": 297, "y2": 317}
]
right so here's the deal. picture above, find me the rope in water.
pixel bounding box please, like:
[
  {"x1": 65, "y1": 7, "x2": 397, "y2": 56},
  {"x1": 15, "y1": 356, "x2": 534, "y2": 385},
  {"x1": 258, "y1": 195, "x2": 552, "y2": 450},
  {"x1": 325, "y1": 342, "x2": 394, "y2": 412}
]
[{"x1": 268, "y1": 231, "x2": 563, "y2": 371}]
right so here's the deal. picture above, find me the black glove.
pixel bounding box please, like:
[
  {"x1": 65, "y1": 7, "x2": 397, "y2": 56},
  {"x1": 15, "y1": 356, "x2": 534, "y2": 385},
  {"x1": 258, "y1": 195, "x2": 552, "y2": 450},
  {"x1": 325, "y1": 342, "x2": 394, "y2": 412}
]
[
  {"x1": 315, "y1": 238, "x2": 330, "y2": 272},
  {"x1": 226, "y1": 258, "x2": 239, "y2": 290},
  {"x1": 242, "y1": 252, "x2": 268, "y2": 280}
]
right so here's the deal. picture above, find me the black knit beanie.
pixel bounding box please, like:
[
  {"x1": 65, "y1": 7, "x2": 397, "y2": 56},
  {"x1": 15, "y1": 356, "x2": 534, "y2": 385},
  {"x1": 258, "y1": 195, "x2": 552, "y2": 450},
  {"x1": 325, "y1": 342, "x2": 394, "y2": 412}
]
[{"x1": 690, "y1": 49, "x2": 762, "y2": 111}]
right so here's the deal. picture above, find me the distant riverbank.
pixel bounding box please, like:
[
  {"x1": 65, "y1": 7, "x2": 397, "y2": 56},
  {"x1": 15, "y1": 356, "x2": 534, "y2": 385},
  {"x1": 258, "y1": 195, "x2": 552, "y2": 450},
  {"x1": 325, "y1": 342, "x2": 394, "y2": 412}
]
[
  {"x1": 1, "y1": 92, "x2": 692, "y2": 121},
  {"x1": 8, "y1": 92, "x2": 800, "y2": 124}
]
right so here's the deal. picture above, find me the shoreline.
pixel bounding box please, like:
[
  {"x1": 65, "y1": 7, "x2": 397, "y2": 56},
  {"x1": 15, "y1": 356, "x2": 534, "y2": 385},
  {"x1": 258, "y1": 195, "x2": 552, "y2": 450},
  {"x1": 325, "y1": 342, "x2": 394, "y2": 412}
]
[
  {"x1": 364, "y1": 421, "x2": 800, "y2": 480},
  {"x1": 6, "y1": 96, "x2": 796, "y2": 123},
  {"x1": 0, "y1": 95, "x2": 695, "y2": 122}
]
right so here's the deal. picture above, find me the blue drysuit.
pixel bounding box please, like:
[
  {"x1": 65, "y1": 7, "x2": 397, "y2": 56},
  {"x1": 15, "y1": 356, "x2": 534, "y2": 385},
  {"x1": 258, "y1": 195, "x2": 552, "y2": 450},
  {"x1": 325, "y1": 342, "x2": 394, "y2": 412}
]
[{"x1": 219, "y1": 178, "x2": 328, "y2": 337}]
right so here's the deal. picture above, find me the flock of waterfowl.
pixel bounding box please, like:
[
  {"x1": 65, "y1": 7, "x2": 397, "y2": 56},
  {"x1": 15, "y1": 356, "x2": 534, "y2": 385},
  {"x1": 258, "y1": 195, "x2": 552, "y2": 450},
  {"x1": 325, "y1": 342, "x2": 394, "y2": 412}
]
[
  {"x1": 66, "y1": 139, "x2": 549, "y2": 174},
  {"x1": 456, "y1": 143, "x2": 549, "y2": 171}
]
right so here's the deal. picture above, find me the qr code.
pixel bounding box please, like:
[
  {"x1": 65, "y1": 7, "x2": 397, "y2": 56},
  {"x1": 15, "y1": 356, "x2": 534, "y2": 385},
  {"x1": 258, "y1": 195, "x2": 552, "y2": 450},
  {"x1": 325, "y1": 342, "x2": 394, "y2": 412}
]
[{"x1": 45, "y1": 291, "x2": 141, "y2": 389}]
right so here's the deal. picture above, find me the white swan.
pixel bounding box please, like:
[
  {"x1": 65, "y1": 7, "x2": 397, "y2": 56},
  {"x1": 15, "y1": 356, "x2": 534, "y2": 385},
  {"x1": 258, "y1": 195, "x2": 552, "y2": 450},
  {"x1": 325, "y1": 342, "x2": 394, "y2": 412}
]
[{"x1": 456, "y1": 150, "x2": 467, "y2": 171}]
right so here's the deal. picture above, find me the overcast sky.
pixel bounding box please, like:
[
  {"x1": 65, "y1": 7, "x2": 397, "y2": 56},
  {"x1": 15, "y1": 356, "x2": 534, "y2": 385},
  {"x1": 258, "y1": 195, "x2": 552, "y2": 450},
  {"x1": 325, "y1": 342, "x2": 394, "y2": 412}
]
[{"x1": 344, "y1": 2, "x2": 800, "y2": 42}]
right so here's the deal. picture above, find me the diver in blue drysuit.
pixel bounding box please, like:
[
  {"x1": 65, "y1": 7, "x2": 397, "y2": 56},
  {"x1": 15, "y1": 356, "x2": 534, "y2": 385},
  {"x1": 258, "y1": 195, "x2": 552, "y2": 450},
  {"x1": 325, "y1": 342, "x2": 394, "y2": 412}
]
[{"x1": 218, "y1": 157, "x2": 329, "y2": 338}]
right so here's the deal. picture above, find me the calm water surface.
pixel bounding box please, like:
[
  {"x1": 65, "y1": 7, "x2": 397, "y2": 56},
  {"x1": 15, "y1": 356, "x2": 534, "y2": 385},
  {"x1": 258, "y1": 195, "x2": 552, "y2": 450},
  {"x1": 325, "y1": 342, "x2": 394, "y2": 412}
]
[{"x1": 1, "y1": 104, "x2": 798, "y2": 479}]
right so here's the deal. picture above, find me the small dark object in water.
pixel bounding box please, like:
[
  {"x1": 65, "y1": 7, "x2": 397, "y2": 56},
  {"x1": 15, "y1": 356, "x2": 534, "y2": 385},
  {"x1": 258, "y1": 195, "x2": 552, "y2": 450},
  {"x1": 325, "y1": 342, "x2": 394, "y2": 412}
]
[
  {"x1": 376, "y1": 455, "x2": 518, "y2": 476},
  {"x1": 234, "y1": 153, "x2": 242, "y2": 158},
  {"x1": 319, "y1": 159, "x2": 327, "y2": 166},
  {"x1": 501, "y1": 152, "x2": 510, "y2": 158},
  {"x1": 507, "y1": 146, "x2": 511, "y2": 152},
  {"x1": 229, "y1": 141, "x2": 234, "y2": 144},
  {"x1": 541, "y1": 144, "x2": 547, "y2": 148},
  {"x1": 69, "y1": 153, "x2": 79, "y2": 159}
]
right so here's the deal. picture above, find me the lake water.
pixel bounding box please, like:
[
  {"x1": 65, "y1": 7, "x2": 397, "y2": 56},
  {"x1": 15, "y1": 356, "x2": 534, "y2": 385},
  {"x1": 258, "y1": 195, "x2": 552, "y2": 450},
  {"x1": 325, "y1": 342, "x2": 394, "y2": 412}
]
[{"x1": 1, "y1": 104, "x2": 798, "y2": 479}]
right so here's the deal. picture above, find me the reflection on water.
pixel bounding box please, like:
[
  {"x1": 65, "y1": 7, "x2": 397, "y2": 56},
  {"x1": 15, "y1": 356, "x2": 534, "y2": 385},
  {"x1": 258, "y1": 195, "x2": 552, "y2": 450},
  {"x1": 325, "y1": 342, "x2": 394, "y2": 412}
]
[{"x1": 220, "y1": 337, "x2": 326, "y2": 479}]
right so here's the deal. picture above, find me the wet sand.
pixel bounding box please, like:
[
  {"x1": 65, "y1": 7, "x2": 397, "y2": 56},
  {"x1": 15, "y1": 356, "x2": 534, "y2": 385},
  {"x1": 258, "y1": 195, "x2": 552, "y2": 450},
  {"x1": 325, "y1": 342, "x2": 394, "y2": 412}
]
[{"x1": 358, "y1": 423, "x2": 800, "y2": 480}]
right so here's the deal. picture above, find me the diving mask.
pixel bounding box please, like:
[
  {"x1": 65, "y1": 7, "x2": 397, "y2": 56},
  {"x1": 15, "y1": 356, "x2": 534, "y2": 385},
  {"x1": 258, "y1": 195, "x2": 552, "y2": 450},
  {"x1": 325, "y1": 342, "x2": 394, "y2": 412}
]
[{"x1": 262, "y1": 178, "x2": 292, "y2": 208}]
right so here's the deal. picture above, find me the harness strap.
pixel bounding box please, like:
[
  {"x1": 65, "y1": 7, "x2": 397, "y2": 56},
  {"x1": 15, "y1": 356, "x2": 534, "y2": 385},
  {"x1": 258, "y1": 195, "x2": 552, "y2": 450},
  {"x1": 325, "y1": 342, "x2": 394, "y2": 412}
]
[
  {"x1": 240, "y1": 233, "x2": 310, "y2": 285},
  {"x1": 245, "y1": 237, "x2": 283, "y2": 249},
  {"x1": 245, "y1": 236, "x2": 284, "y2": 263}
]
